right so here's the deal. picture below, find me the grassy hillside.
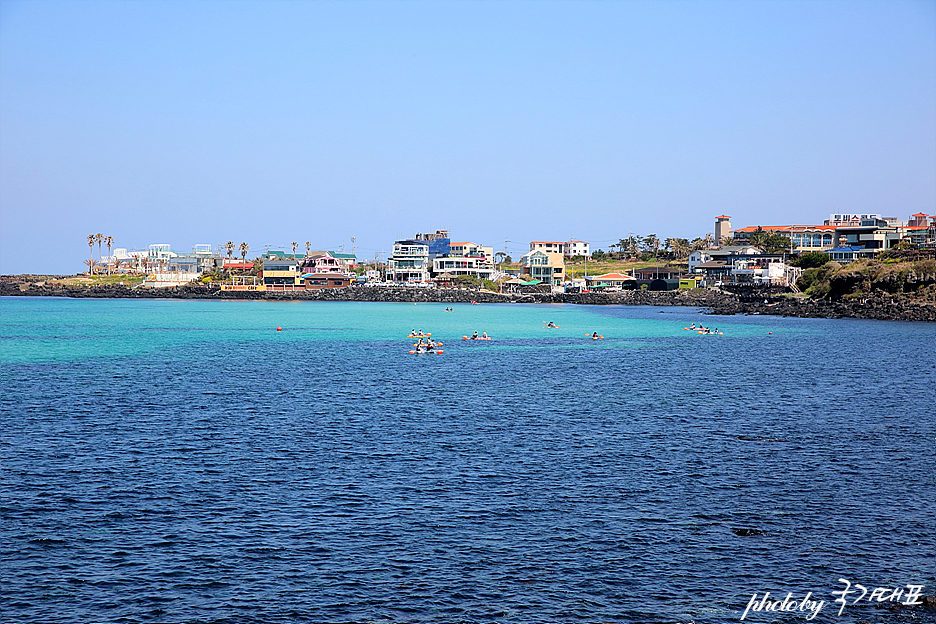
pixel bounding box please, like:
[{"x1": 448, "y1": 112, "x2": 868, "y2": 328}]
[{"x1": 797, "y1": 258, "x2": 936, "y2": 303}]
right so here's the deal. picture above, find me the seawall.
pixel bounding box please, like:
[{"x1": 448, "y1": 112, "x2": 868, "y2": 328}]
[{"x1": 2, "y1": 281, "x2": 934, "y2": 322}]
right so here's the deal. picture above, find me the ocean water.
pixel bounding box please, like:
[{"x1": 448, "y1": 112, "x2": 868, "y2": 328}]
[{"x1": 1, "y1": 297, "x2": 933, "y2": 624}]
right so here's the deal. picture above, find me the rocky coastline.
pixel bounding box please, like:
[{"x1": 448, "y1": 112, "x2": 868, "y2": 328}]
[{"x1": 3, "y1": 278, "x2": 934, "y2": 322}]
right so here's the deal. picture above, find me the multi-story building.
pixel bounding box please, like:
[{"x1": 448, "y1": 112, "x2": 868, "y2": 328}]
[
  {"x1": 831, "y1": 218, "x2": 901, "y2": 254},
  {"x1": 388, "y1": 241, "x2": 431, "y2": 283},
  {"x1": 715, "y1": 215, "x2": 732, "y2": 242},
  {"x1": 449, "y1": 242, "x2": 494, "y2": 259},
  {"x1": 520, "y1": 250, "x2": 565, "y2": 285},
  {"x1": 261, "y1": 258, "x2": 303, "y2": 290},
  {"x1": 530, "y1": 241, "x2": 565, "y2": 255},
  {"x1": 824, "y1": 213, "x2": 883, "y2": 226},
  {"x1": 732, "y1": 225, "x2": 838, "y2": 252},
  {"x1": 905, "y1": 214, "x2": 935, "y2": 248},
  {"x1": 302, "y1": 252, "x2": 346, "y2": 275},
  {"x1": 387, "y1": 230, "x2": 450, "y2": 283},
  {"x1": 530, "y1": 240, "x2": 591, "y2": 258},
  {"x1": 432, "y1": 256, "x2": 496, "y2": 281},
  {"x1": 565, "y1": 241, "x2": 590, "y2": 258}
]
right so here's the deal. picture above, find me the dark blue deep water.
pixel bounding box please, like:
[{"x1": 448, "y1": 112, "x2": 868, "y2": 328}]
[{"x1": 1, "y1": 298, "x2": 933, "y2": 623}]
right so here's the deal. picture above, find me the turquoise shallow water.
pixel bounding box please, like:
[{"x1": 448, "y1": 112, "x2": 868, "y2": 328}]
[
  {"x1": 0, "y1": 297, "x2": 792, "y2": 364},
  {"x1": 1, "y1": 297, "x2": 933, "y2": 623}
]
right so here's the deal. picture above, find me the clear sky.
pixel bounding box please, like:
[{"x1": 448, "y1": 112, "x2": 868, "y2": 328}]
[{"x1": 1, "y1": 0, "x2": 934, "y2": 274}]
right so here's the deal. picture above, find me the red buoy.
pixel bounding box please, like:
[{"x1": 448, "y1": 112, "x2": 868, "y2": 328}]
[{"x1": 277, "y1": 327, "x2": 282, "y2": 332}]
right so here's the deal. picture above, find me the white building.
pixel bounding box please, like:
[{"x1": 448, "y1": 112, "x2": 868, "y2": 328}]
[
  {"x1": 432, "y1": 256, "x2": 496, "y2": 281},
  {"x1": 387, "y1": 242, "x2": 431, "y2": 283},
  {"x1": 530, "y1": 240, "x2": 590, "y2": 258}
]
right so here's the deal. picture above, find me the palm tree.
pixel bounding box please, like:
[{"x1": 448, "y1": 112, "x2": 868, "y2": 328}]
[
  {"x1": 104, "y1": 236, "x2": 114, "y2": 275},
  {"x1": 239, "y1": 242, "x2": 249, "y2": 272},
  {"x1": 84, "y1": 258, "x2": 97, "y2": 275},
  {"x1": 305, "y1": 241, "x2": 311, "y2": 257},
  {"x1": 291, "y1": 241, "x2": 298, "y2": 258},
  {"x1": 225, "y1": 241, "x2": 235, "y2": 271},
  {"x1": 87, "y1": 234, "x2": 95, "y2": 275},
  {"x1": 95, "y1": 233, "x2": 103, "y2": 266},
  {"x1": 747, "y1": 227, "x2": 769, "y2": 250}
]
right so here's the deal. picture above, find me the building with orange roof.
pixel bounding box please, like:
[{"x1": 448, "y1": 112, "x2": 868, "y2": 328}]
[
  {"x1": 732, "y1": 225, "x2": 838, "y2": 252},
  {"x1": 448, "y1": 242, "x2": 493, "y2": 259},
  {"x1": 529, "y1": 240, "x2": 590, "y2": 258},
  {"x1": 585, "y1": 272, "x2": 636, "y2": 290}
]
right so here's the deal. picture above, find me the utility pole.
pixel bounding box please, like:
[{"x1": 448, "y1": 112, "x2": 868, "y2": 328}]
[{"x1": 351, "y1": 237, "x2": 356, "y2": 257}]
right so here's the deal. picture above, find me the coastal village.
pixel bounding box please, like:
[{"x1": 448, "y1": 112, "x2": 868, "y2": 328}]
[{"x1": 81, "y1": 212, "x2": 936, "y2": 294}]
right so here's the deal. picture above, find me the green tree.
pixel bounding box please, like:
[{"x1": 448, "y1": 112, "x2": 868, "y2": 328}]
[
  {"x1": 791, "y1": 252, "x2": 829, "y2": 269},
  {"x1": 87, "y1": 234, "x2": 95, "y2": 275},
  {"x1": 239, "y1": 242, "x2": 249, "y2": 272},
  {"x1": 104, "y1": 235, "x2": 114, "y2": 274},
  {"x1": 454, "y1": 274, "x2": 482, "y2": 288},
  {"x1": 762, "y1": 233, "x2": 793, "y2": 254},
  {"x1": 224, "y1": 241, "x2": 235, "y2": 272},
  {"x1": 642, "y1": 234, "x2": 660, "y2": 257},
  {"x1": 95, "y1": 233, "x2": 103, "y2": 267}
]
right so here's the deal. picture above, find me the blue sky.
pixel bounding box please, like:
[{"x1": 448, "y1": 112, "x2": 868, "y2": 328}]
[{"x1": 1, "y1": 0, "x2": 934, "y2": 274}]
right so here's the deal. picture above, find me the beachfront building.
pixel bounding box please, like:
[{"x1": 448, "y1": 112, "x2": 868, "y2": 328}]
[
  {"x1": 730, "y1": 255, "x2": 791, "y2": 285},
  {"x1": 387, "y1": 241, "x2": 431, "y2": 283},
  {"x1": 824, "y1": 246, "x2": 878, "y2": 263},
  {"x1": 111, "y1": 248, "x2": 149, "y2": 273},
  {"x1": 689, "y1": 245, "x2": 761, "y2": 272},
  {"x1": 267, "y1": 249, "x2": 357, "y2": 271},
  {"x1": 520, "y1": 250, "x2": 565, "y2": 286},
  {"x1": 262, "y1": 258, "x2": 303, "y2": 290},
  {"x1": 142, "y1": 243, "x2": 222, "y2": 288},
  {"x1": 303, "y1": 273, "x2": 352, "y2": 289},
  {"x1": 584, "y1": 273, "x2": 636, "y2": 290},
  {"x1": 833, "y1": 218, "x2": 901, "y2": 254},
  {"x1": 146, "y1": 244, "x2": 178, "y2": 272},
  {"x1": 387, "y1": 230, "x2": 450, "y2": 284},
  {"x1": 302, "y1": 252, "x2": 346, "y2": 275},
  {"x1": 432, "y1": 256, "x2": 496, "y2": 282},
  {"x1": 631, "y1": 266, "x2": 683, "y2": 280}
]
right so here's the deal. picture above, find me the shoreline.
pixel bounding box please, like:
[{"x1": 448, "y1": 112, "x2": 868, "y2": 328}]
[{"x1": 2, "y1": 280, "x2": 934, "y2": 322}]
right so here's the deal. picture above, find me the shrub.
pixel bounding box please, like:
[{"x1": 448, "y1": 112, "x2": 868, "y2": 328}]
[{"x1": 791, "y1": 252, "x2": 830, "y2": 269}]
